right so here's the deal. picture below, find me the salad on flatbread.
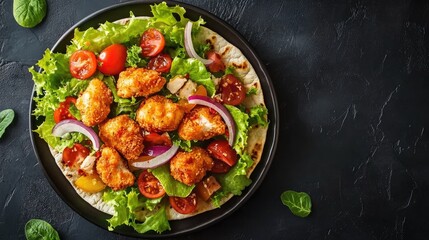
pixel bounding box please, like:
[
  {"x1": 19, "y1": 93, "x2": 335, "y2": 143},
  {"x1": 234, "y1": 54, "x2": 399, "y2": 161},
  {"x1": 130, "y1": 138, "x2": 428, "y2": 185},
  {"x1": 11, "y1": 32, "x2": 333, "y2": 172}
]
[{"x1": 30, "y1": 2, "x2": 268, "y2": 234}]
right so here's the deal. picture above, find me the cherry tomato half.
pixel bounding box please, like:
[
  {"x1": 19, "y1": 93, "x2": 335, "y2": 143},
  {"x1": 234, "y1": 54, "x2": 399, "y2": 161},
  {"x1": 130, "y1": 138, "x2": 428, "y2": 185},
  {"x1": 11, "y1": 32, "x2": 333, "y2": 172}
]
[
  {"x1": 207, "y1": 139, "x2": 238, "y2": 167},
  {"x1": 98, "y1": 44, "x2": 127, "y2": 75},
  {"x1": 148, "y1": 53, "x2": 172, "y2": 73},
  {"x1": 169, "y1": 193, "x2": 198, "y2": 214},
  {"x1": 62, "y1": 143, "x2": 90, "y2": 169},
  {"x1": 143, "y1": 132, "x2": 172, "y2": 146},
  {"x1": 137, "y1": 170, "x2": 166, "y2": 199},
  {"x1": 69, "y1": 50, "x2": 97, "y2": 79},
  {"x1": 206, "y1": 50, "x2": 225, "y2": 73},
  {"x1": 219, "y1": 74, "x2": 246, "y2": 106},
  {"x1": 210, "y1": 159, "x2": 231, "y2": 173},
  {"x1": 54, "y1": 97, "x2": 77, "y2": 123},
  {"x1": 140, "y1": 28, "x2": 165, "y2": 57}
]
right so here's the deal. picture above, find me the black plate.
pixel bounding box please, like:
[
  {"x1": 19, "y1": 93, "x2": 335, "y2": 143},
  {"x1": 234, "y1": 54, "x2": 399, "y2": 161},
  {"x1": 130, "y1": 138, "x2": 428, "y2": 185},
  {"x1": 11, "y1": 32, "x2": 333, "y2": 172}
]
[{"x1": 29, "y1": 0, "x2": 279, "y2": 237}]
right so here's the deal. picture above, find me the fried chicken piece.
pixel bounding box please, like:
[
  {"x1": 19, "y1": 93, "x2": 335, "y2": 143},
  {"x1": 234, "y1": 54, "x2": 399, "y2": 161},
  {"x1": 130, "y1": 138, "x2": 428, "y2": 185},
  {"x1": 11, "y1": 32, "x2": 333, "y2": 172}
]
[
  {"x1": 136, "y1": 95, "x2": 185, "y2": 132},
  {"x1": 117, "y1": 67, "x2": 166, "y2": 98},
  {"x1": 98, "y1": 115, "x2": 144, "y2": 161},
  {"x1": 178, "y1": 106, "x2": 226, "y2": 141},
  {"x1": 76, "y1": 79, "x2": 112, "y2": 127},
  {"x1": 96, "y1": 146, "x2": 135, "y2": 191},
  {"x1": 170, "y1": 147, "x2": 214, "y2": 186}
]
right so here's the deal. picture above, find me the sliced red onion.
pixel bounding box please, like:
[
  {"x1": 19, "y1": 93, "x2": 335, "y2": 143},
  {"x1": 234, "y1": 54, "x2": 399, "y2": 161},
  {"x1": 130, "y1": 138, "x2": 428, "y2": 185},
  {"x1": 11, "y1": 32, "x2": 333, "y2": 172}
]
[
  {"x1": 184, "y1": 21, "x2": 213, "y2": 65},
  {"x1": 132, "y1": 145, "x2": 179, "y2": 169},
  {"x1": 187, "y1": 95, "x2": 236, "y2": 146},
  {"x1": 142, "y1": 145, "x2": 171, "y2": 157},
  {"x1": 52, "y1": 119, "x2": 100, "y2": 150}
]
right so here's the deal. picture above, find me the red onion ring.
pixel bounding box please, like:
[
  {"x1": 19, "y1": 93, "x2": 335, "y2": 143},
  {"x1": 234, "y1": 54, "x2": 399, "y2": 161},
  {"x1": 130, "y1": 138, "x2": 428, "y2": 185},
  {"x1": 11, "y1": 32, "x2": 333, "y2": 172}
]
[
  {"x1": 187, "y1": 95, "x2": 236, "y2": 146},
  {"x1": 132, "y1": 145, "x2": 179, "y2": 169},
  {"x1": 184, "y1": 21, "x2": 213, "y2": 65},
  {"x1": 52, "y1": 119, "x2": 100, "y2": 150},
  {"x1": 142, "y1": 145, "x2": 171, "y2": 157}
]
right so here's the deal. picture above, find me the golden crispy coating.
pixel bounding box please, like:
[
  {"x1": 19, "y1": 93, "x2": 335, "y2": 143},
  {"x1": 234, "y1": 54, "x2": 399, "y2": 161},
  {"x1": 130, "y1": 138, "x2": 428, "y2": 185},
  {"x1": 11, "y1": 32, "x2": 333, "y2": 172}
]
[
  {"x1": 98, "y1": 115, "x2": 144, "y2": 161},
  {"x1": 117, "y1": 68, "x2": 166, "y2": 98},
  {"x1": 76, "y1": 79, "x2": 112, "y2": 127},
  {"x1": 136, "y1": 95, "x2": 185, "y2": 132},
  {"x1": 178, "y1": 106, "x2": 226, "y2": 141},
  {"x1": 170, "y1": 147, "x2": 214, "y2": 186},
  {"x1": 96, "y1": 147, "x2": 135, "y2": 191}
]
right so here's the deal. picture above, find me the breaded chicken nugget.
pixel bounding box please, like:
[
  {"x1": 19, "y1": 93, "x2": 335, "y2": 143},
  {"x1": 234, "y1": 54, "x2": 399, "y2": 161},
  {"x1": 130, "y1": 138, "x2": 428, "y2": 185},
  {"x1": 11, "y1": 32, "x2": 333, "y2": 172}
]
[
  {"x1": 170, "y1": 147, "x2": 214, "y2": 186},
  {"x1": 76, "y1": 79, "x2": 112, "y2": 127},
  {"x1": 136, "y1": 95, "x2": 185, "y2": 132},
  {"x1": 98, "y1": 115, "x2": 144, "y2": 161},
  {"x1": 117, "y1": 68, "x2": 166, "y2": 98},
  {"x1": 178, "y1": 106, "x2": 226, "y2": 141},
  {"x1": 96, "y1": 146, "x2": 135, "y2": 191}
]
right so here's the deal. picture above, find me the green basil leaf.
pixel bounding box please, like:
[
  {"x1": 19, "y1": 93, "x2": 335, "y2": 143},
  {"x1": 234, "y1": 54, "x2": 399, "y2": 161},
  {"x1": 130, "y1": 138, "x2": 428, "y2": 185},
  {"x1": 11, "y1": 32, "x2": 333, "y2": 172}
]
[
  {"x1": 25, "y1": 219, "x2": 60, "y2": 240},
  {"x1": 280, "y1": 190, "x2": 312, "y2": 217},
  {"x1": 0, "y1": 109, "x2": 15, "y2": 138},
  {"x1": 13, "y1": 0, "x2": 47, "y2": 28}
]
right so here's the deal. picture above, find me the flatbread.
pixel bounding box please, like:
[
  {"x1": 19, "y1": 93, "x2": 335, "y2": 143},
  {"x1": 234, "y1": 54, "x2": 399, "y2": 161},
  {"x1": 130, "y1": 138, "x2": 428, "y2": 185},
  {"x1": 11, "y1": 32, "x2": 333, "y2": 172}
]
[{"x1": 53, "y1": 19, "x2": 268, "y2": 221}]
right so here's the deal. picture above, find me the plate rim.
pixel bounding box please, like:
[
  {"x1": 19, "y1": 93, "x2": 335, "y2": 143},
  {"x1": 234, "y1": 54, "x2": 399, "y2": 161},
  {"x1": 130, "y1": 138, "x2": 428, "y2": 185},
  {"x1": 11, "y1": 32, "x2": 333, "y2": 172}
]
[{"x1": 29, "y1": 0, "x2": 279, "y2": 237}]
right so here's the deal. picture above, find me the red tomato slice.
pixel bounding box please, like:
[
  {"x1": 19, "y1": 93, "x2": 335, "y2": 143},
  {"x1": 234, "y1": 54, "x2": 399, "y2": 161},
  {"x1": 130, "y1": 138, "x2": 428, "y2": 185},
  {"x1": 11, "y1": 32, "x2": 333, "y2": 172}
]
[
  {"x1": 69, "y1": 50, "x2": 97, "y2": 79},
  {"x1": 169, "y1": 193, "x2": 197, "y2": 214},
  {"x1": 137, "y1": 170, "x2": 166, "y2": 199},
  {"x1": 210, "y1": 159, "x2": 231, "y2": 173},
  {"x1": 219, "y1": 74, "x2": 246, "y2": 106},
  {"x1": 54, "y1": 97, "x2": 77, "y2": 123},
  {"x1": 143, "y1": 133, "x2": 172, "y2": 146},
  {"x1": 62, "y1": 143, "x2": 90, "y2": 169},
  {"x1": 140, "y1": 28, "x2": 165, "y2": 57},
  {"x1": 148, "y1": 53, "x2": 172, "y2": 73},
  {"x1": 206, "y1": 50, "x2": 225, "y2": 73},
  {"x1": 207, "y1": 139, "x2": 238, "y2": 167},
  {"x1": 98, "y1": 44, "x2": 127, "y2": 75}
]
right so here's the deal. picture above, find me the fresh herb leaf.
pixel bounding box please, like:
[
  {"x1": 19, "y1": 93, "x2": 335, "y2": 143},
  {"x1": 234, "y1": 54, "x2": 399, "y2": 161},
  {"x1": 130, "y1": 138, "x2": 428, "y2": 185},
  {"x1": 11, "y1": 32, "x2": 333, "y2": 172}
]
[
  {"x1": 0, "y1": 109, "x2": 15, "y2": 138},
  {"x1": 25, "y1": 219, "x2": 60, "y2": 240},
  {"x1": 280, "y1": 190, "x2": 312, "y2": 217},
  {"x1": 13, "y1": 0, "x2": 47, "y2": 28}
]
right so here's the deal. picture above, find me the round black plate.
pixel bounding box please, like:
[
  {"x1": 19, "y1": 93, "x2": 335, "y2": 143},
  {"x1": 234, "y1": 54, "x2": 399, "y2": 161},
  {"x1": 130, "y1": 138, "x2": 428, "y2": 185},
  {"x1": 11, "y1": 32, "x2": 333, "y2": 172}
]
[{"x1": 29, "y1": 0, "x2": 279, "y2": 237}]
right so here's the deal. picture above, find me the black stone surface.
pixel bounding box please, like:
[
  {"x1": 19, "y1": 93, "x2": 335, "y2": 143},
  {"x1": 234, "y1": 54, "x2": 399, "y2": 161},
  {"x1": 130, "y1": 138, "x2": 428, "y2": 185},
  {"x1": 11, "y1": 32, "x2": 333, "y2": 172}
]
[{"x1": 1, "y1": 0, "x2": 428, "y2": 239}]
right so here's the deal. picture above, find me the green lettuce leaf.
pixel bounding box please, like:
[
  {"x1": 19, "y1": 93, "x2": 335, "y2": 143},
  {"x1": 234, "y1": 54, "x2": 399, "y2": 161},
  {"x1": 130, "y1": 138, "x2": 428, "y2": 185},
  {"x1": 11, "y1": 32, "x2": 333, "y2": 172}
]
[
  {"x1": 102, "y1": 76, "x2": 141, "y2": 118},
  {"x1": 103, "y1": 188, "x2": 170, "y2": 234},
  {"x1": 168, "y1": 131, "x2": 198, "y2": 152},
  {"x1": 150, "y1": 165, "x2": 194, "y2": 197},
  {"x1": 212, "y1": 153, "x2": 254, "y2": 207},
  {"x1": 170, "y1": 57, "x2": 215, "y2": 96},
  {"x1": 29, "y1": 49, "x2": 71, "y2": 95},
  {"x1": 225, "y1": 105, "x2": 249, "y2": 155},
  {"x1": 126, "y1": 45, "x2": 147, "y2": 68},
  {"x1": 248, "y1": 105, "x2": 269, "y2": 127},
  {"x1": 67, "y1": 16, "x2": 150, "y2": 54}
]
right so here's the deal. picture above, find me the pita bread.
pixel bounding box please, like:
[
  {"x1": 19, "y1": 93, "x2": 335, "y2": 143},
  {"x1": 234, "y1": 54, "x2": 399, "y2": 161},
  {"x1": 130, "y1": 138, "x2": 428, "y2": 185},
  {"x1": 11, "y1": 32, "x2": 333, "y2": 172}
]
[{"x1": 52, "y1": 19, "x2": 268, "y2": 221}]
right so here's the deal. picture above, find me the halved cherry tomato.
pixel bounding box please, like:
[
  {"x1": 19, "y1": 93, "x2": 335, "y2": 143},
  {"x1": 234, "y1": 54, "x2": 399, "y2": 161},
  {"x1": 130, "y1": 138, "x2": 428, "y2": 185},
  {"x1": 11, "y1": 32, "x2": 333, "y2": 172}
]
[
  {"x1": 207, "y1": 139, "x2": 238, "y2": 167},
  {"x1": 169, "y1": 193, "x2": 197, "y2": 214},
  {"x1": 62, "y1": 143, "x2": 90, "y2": 169},
  {"x1": 148, "y1": 53, "x2": 172, "y2": 73},
  {"x1": 140, "y1": 28, "x2": 165, "y2": 57},
  {"x1": 137, "y1": 170, "x2": 166, "y2": 199},
  {"x1": 144, "y1": 133, "x2": 172, "y2": 146},
  {"x1": 210, "y1": 159, "x2": 231, "y2": 173},
  {"x1": 178, "y1": 85, "x2": 207, "y2": 113},
  {"x1": 54, "y1": 97, "x2": 77, "y2": 123},
  {"x1": 206, "y1": 50, "x2": 225, "y2": 73},
  {"x1": 69, "y1": 50, "x2": 97, "y2": 79},
  {"x1": 98, "y1": 44, "x2": 127, "y2": 75},
  {"x1": 219, "y1": 74, "x2": 246, "y2": 106}
]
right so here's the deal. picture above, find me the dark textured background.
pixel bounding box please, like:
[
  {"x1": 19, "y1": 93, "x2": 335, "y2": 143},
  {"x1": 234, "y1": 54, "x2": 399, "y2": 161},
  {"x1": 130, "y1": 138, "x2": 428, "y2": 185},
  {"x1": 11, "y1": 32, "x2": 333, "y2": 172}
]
[{"x1": 1, "y1": 0, "x2": 428, "y2": 239}]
